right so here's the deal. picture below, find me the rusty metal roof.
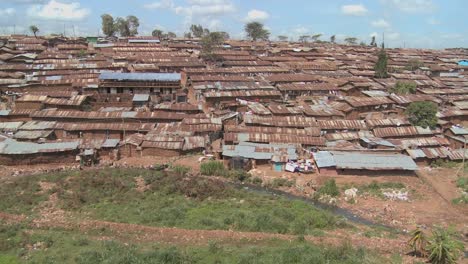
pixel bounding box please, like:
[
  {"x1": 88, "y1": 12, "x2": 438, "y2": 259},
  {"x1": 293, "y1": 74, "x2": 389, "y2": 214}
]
[
  {"x1": 343, "y1": 96, "x2": 394, "y2": 107},
  {"x1": 225, "y1": 125, "x2": 320, "y2": 137},
  {"x1": 373, "y1": 126, "x2": 435, "y2": 138},
  {"x1": 318, "y1": 120, "x2": 367, "y2": 130},
  {"x1": 225, "y1": 132, "x2": 326, "y2": 146},
  {"x1": 244, "y1": 115, "x2": 318, "y2": 128}
]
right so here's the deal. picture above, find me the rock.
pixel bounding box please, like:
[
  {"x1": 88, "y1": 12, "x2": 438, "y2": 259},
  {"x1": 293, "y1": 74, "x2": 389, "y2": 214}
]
[
  {"x1": 344, "y1": 188, "x2": 358, "y2": 199},
  {"x1": 382, "y1": 190, "x2": 409, "y2": 201}
]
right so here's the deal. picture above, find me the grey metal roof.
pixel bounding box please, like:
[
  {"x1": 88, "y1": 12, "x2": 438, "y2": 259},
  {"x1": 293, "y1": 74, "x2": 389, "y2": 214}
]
[
  {"x1": 0, "y1": 138, "x2": 79, "y2": 155},
  {"x1": 449, "y1": 126, "x2": 468, "y2": 135},
  {"x1": 223, "y1": 142, "x2": 297, "y2": 160},
  {"x1": 132, "y1": 94, "x2": 150, "y2": 102},
  {"x1": 313, "y1": 151, "x2": 336, "y2": 167},
  {"x1": 0, "y1": 122, "x2": 24, "y2": 132},
  {"x1": 330, "y1": 151, "x2": 418, "y2": 171},
  {"x1": 0, "y1": 110, "x2": 11, "y2": 116},
  {"x1": 128, "y1": 39, "x2": 160, "y2": 43},
  {"x1": 99, "y1": 72, "x2": 181, "y2": 82},
  {"x1": 102, "y1": 138, "x2": 120, "y2": 148}
]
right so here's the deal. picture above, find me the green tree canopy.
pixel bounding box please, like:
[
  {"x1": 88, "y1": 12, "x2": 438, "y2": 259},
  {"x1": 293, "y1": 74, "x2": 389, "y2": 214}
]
[
  {"x1": 311, "y1": 34, "x2": 322, "y2": 42},
  {"x1": 29, "y1": 25, "x2": 39, "y2": 38},
  {"x1": 405, "y1": 59, "x2": 425, "y2": 71},
  {"x1": 115, "y1": 15, "x2": 139, "y2": 37},
  {"x1": 390, "y1": 81, "x2": 417, "y2": 95},
  {"x1": 330, "y1": 35, "x2": 336, "y2": 43},
  {"x1": 244, "y1": 22, "x2": 270, "y2": 41},
  {"x1": 152, "y1": 29, "x2": 163, "y2": 38},
  {"x1": 298, "y1": 35, "x2": 310, "y2": 43},
  {"x1": 370, "y1": 36, "x2": 377, "y2": 46},
  {"x1": 200, "y1": 32, "x2": 226, "y2": 61},
  {"x1": 277, "y1": 35, "x2": 288, "y2": 41},
  {"x1": 101, "y1": 14, "x2": 115, "y2": 37},
  {"x1": 374, "y1": 48, "x2": 389, "y2": 78},
  {"x1": 167, "y1": 32, "x2": 177, "y2": 39},
  {"x1": 344, "y1": 37, "x2": 357, "y2": 45},
  {"x1": 406, "y1": 101, "x2": 438, "y2": 129},
  {"x1": 190, "y1": 24, "x2": 205, "y2": 38}
]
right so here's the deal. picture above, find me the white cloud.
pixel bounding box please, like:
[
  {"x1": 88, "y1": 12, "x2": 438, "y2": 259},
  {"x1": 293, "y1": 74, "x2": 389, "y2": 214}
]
[
  {"x1": 371, "y1": 19, "x2": 390, "y2": 28},
  {"x1": 174, "y1": 0, "x2": 236, "y2": 17},
  {"x1": 341, "y1": 4, "x2": 368, "y2": 16},
  {"x1": 27, "y1": 0, "x2": 90, "y2": 21},
  {"x1": 384, "y1": 0, "x2": 435, "y2": 13},
  {"x1": 144, "y1": 0, "x2": 174, "y2": 10},
  {"x1": 244, "y1": 9, "x2": 269, "y2": 22},
  {"x1": 0, "y1": 8, "x2": 15, "y2": 16}
]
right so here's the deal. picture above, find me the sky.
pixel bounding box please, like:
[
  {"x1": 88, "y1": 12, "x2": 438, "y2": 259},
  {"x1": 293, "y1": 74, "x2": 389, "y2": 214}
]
[{"x1": 0, "y1": 0, "x2": 466, "y2": 49}]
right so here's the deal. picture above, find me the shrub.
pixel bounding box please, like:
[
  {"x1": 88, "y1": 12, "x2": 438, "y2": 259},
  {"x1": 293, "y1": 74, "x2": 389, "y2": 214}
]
[
  {"x1": 406, "y1": 101, "x2": 438, "y2": 129},
  {"x1": 390, "y1": 81, "x2": 417, "y2": 95},
  {"x1": 251, "y1": 177, "x2": 263, "y2": 185},
  {"x1": 267, "y1": 178, "x2": 295, "y2": 188},
  {"x1": 171, "y1": 165, "x2": 190, "y2": 176},
  {"x1": 315, "y1": 179, "x2": 339, "y2": 198},
  {"x1": 200, "y1": 161, "x2": 226, "y2": 176},
  {"x1": 427, "y1": 227, "x2": 463, "y2": 264}
]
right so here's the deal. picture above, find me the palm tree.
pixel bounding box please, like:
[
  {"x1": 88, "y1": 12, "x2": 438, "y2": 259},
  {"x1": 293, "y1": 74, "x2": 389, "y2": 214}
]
[
  {"x1": 408, "y1": 227, "x2": 427, "y2": 257},
  {"x1": 29, "y1": 25, "x2": 39, "y2": 38}
]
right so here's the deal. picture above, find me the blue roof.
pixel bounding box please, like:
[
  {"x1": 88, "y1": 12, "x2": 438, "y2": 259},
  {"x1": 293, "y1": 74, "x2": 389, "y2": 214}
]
[
  {"x1": 458, "y1": 60, "x2": 468, "y2": 66},
  {"x1": 99, "y1": 72, "x2": 181, "y2": 82},
  {"x1": 313, "y1": 151, "x2": 336, "y2": 167}
]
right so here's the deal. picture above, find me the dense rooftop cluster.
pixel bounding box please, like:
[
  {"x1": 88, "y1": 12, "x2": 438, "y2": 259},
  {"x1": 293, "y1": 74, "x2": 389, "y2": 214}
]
[{"x1": 0, "y1": 34, "x2": 467, "y2": 173}]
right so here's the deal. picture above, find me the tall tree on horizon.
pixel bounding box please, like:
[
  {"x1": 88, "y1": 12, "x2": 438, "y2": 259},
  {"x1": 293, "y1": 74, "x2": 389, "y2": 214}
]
[
  {"x1": 311, "y1": 34, "x2": 322, "y2": 42},
  {"x1": 115, "y1": 15, "x2": 139, "y2": 37},
  {"x1": 344, "y1": 37, "x2": 358, "y2": 45},
  {"x1": 244, "y1": 22, "x2": 270, "y2": 41},
  {"x1": 190, "y1": 24, "x2": 205, "y2": 38},
  {"x1": 101, "y1": 14, "x2": 115, "y2": 37},
  {"x1": 277, "y1": 35, "x2": 288, "y2": 41},
  {"x1": 29, "y1": 25, "x2": 39, "y2": 38},
  {"x1": 330, "y1": 35, "x2": 336, "y2": 43}
]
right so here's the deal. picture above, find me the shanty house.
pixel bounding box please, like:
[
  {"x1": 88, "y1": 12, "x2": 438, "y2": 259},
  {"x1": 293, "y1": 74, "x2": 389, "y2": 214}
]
[{"x1": 98, "y1": 72, "x2": 182, "y2": 99}]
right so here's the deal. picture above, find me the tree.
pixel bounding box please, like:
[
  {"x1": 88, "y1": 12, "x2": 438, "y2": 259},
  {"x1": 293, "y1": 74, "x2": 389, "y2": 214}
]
[
  {"x1": 101, "y1": 14, "x2": 115, "y2": 37},
  {"x1": 200, "y1": 32, "x2": 224, "y2": 61},
  {"x1": 370, "y1": 36, "x2": 377, "y2": 47},
  {"x1": 115, "y1": 15, "x2": 139, "y2": 37},
  {"x1": 405, "y1": 59, "x2": 424, "y2": 71},
  {"x1": 298, "y1": 35, "x2": 310, "y2": 43},
  {"x1": 406, "y1": 101, "x2": 438, "y2": 129},
  {"x1": 374, "y1": 48, "x2": 389, "y2": 78},
  {"x1": 359, "y1": 41, "x2": 366, "y2": 46},
  {"x1": 330, "y1": 35, "x2": 336, "y2": 43},
  {"x1": 427, "y1": 227, "x2": 463, "y2": 264},
  {"x1": 152, "y1": 29, "x2": 163, "y2": 38},
  {"x1": 408, "y1": 227, "x2": 427, "y2": 257},
  {"x1": 278, "y1": 35, "x2": 288, "y2": 41},
  {"x1": 167, "y1": 32, "x2": 177, "y2": 39},
  {"x1": 184, "y1": 32, "x2": 192, "y2": 39},
  {"x1": 244, "y1": 22, "x2": 270, "y2": 41},
  {"x1": 218, "y1": 31, "x2": 230, "y2": 41},
  {"x1": 390, "y1": 81, "x2": 417, "y2": 95},
  {"x1": 344, "y1": 37, "x2": 357, "y2": 45},
  {"x1": 190, "y1": 24, "x2": 205, "y2": 38},
  {"x1": 29, "y1": 25, "x2": 39, "y2": 38},
  {"x1": 311, "y1": 34, "x2": 322, "y2": 42}
]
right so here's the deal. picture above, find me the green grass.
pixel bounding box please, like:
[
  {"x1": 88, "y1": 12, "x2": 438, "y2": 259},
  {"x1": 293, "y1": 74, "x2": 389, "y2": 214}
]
[
  {"x1": 452, "y1": 177, "x2": 468, "y2": 204},
  {"x1": 0, "y1": 168, "x2": 348, "y2": 236},
  {"x1": 0, "y1": 221, "x2": 392, "y2": 264},
  {"x1": 315, "y1": 179, "x2": 340, "y2": 198}
]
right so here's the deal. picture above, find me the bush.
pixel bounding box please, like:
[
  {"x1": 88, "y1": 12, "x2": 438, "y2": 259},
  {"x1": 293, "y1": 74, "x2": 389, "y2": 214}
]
[
  {"x1": 406, "y1": 101, "x2": 438, "y2": 129},
  {"x1": 390, "y1": 81, "x2": 417, "y2": 95},
  {"x1": 267, "y1": 178, "x2": 295, "y2": 188},
  {"x1": 251, "y1": 177, "x2": 263, "y2": 185},
  {"x1": 427, "y1": 227, "x2": 464, "y2": 264},
  {"x1": 315, "y1": 179, "x2": 339, "y2": 198},
  {"x1": 200, "y1": 161, "x2": 226, "y2": 176},
  {"x1": 171, "y1": 165, "x2": 190, "y2": 176}
]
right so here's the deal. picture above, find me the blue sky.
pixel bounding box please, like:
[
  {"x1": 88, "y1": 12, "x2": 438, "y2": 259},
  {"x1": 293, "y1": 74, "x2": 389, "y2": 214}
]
[{"x1": 0, "y1": 0, "x2": 466, "y2": 48}]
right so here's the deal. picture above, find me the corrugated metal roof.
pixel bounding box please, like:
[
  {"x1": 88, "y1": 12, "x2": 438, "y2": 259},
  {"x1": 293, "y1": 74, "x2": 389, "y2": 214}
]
[
  {"x1": 132, "y1": 94, "x2": 150, "y2": 102},
  {"x1": 373, "y1": 126, "x2": 435, "y2": 138},
  {"x1": 99, "y1": 72, "x2": 181, "y2": 81},
  {"x1": 14, "y1": 130, "x2": 53, "y2": 140},
  {"x1": 223, "y1": 142, "x2": 297, "y2": 160},
  {"x1": 0, "y1": 138, "x2": 79, "y2": 155},
  {"x1": 102, "y1": 138, "x2": 120, "y2": 148},
  {"x1": 324, "y1": 151, "x2": 418, "y2": 171},
  {"x1": 313, "y1": 151, "x2": 336, "y2": 167},
  {"x1": 0, "y1": 122, "x2": 24, "y2": 132}
]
